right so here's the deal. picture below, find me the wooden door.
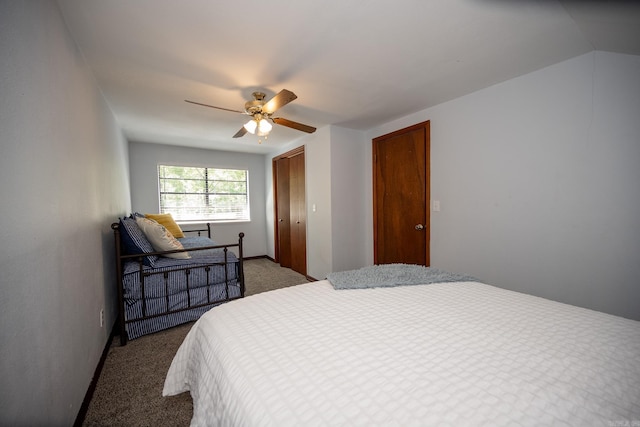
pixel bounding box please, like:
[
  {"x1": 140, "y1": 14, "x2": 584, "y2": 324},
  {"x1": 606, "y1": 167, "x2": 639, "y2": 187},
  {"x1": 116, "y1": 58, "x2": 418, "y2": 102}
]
[
  {"x1": 273, "y1": 146, "x2": 307, "y2": 276},
  {"x1": 373, "y1": 121, "x2": 430, "y2": 266},
  {"x1": 289, "y1": 152, "x2": 307, "y2": 275},
  {"x1": 276, "y1": 157, "x2": 291, "y2": 268}
]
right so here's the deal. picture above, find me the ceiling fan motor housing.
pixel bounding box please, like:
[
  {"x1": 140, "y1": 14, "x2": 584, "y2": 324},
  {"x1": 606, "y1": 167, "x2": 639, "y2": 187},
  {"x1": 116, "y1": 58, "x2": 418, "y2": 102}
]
[{"x1": 245, "y1": 92, "x2": 267, "y2": 115}]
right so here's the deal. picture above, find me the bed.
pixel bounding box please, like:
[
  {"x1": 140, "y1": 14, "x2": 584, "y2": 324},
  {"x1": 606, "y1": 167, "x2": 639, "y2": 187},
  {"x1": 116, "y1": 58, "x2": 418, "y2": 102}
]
[
  {"x1": 112, "y1": 215, "x2": 245, "y2": 345},
  {"x1": 163, "y1": 265, "x2": 640, "y2": 426}
]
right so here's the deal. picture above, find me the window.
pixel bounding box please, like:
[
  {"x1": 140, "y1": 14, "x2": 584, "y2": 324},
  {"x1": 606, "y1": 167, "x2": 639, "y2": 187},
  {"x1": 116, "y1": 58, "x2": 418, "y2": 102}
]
[{"x1": 158, "y1": 165, "x2": 249, "y2": 222}]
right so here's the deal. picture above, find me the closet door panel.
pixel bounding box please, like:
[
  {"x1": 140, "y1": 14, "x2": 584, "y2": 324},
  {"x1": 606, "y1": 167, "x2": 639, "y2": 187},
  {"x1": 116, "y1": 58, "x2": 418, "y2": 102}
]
[
  {"x1": 289, "y1": 153, "x2": 306, "y2": 275},
  {"x1": 276, "y1": 157, "x2": 292, "y2": 268}
]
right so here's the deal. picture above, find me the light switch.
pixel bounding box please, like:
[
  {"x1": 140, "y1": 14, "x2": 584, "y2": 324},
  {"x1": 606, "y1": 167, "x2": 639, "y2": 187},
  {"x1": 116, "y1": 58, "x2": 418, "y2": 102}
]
[
  {"x1": 433, "y1": 200, "x2": 441, "y2": 212},
  {"x1": 312, "y1": 204, "x2": 317, "y2": 212}
]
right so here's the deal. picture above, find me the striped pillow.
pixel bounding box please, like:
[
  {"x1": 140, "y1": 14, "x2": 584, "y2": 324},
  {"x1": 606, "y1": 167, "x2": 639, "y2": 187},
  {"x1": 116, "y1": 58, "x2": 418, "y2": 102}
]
[{"x1": 119, "y1": 217, "x2": 158, "y2": 267}]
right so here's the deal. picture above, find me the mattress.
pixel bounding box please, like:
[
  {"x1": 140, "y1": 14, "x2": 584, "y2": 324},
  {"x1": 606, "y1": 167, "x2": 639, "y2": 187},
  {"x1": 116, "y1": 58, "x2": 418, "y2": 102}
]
[
  {"x1": 122, "y1": 236, "x2": 241, "y2": 339},
  {"x1": 163, "y1": 280, "x2": 640, "y2": 426}
]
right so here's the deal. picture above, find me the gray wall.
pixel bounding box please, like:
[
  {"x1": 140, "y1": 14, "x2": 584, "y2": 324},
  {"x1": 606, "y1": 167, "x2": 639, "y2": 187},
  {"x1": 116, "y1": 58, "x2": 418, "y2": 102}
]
[
  {"x1": 264, "y1": 128, "x2": 335, "y2": 281},
  {"x1": 329, "y1": 126, "x2": 369, "y2": 274},
  {"x1": 366, "y1": 51, "x2": 640, "y2": 320},
  {"x1": 264, "y1": 126, "x2": 369, "y2": 281},
  {"x1": 265, "y1": 51, "x2": 640, "y2": 321},
  {"x1": 0, "y1": 1, "x2": 131, "y2": 425},
  {"x1": 128, "y1": 141, "x2": 268, "y2": 257},
  {"x1": 302, "y1": 128, "x2": 334, "y2": 279}
]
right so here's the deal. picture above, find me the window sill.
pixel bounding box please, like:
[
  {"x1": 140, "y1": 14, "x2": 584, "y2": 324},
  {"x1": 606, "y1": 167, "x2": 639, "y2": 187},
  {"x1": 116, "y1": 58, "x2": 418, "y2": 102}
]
[{"x1": 177, "y1": 219, "x2": 251, "y2": 226}]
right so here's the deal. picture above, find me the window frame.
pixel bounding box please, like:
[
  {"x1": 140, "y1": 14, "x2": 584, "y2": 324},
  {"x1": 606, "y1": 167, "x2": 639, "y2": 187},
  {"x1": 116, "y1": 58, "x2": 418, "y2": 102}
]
[{"x1": 157, "y1": 164, "x2": 250, "y2": 223}]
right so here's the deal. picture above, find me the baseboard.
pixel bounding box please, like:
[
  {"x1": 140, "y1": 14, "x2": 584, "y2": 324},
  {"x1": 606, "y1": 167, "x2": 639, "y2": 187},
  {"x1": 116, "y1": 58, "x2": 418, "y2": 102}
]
[
  {"x1": 73, "y1": 323, "x2": 116, "y2": 427},
  {"x1": 244, "y1": 254, "x2": 273, "y2": 261}
]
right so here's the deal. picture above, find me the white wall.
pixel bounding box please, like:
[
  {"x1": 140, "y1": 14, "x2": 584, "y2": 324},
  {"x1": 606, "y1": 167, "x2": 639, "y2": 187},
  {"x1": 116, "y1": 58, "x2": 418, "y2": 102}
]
[
  {"x1": 330, "y1": 126, "x2": 368, "y2": 273},
  {"x1": 128, "y1": 141, "x2": 267, "y2": 257},
  {"x1": 0, "y1": 1, "x2": 131, "y2": 424},
  {"x1": 265, "y1": 129, "x2": 334, "y2": 279},
  {"x1": 303, "y1": 127, "x2": 334, "y2": 279},
  {"x1": 366, "y1": 51, "x2": 640, "y2": 320},
  {"x1": 264, "y1": 126, "x2": 368, "y2": 280}
]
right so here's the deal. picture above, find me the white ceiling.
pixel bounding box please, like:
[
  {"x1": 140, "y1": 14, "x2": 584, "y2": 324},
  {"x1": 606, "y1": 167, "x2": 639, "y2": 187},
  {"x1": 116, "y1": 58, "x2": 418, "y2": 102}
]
[{"x1": 56, "y1": 0, "x2": 640, "y2": 154}]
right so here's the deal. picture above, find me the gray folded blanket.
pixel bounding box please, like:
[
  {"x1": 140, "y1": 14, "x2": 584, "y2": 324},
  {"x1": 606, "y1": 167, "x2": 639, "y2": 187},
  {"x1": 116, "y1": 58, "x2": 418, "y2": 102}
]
[{"x1": 326, "y1": 263, "x2": 478, "y2": 290}]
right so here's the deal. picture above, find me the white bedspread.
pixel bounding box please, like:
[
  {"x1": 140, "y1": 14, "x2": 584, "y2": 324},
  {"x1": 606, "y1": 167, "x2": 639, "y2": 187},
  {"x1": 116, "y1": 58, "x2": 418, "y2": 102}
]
[{"x1": 163, "y1": 280, "x2": 640, "y2": 426}]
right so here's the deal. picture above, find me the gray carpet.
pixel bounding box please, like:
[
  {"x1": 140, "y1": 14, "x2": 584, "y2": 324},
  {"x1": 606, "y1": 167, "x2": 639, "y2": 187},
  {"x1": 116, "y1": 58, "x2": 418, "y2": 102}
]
[{"x1": 82, "y1": 258, "x2": 309, "y2": 426}]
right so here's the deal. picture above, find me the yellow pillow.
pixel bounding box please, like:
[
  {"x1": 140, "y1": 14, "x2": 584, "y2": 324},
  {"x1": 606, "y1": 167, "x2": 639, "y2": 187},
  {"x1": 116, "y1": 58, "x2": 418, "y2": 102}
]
[{"x1": 144, "y1": 213, "x2": 185, "y2": 238}]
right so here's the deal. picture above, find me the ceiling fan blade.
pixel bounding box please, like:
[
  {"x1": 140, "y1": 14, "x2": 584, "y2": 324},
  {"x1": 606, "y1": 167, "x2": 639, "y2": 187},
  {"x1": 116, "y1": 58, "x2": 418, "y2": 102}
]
[
  {"x1": 272, "y1": 117, "x2": 316, "y2": 134},
  {"x1": 185, "y1": 100, "x2": 245, "y2": 114},
  {"x1": 232, "y1": 126, "x2": 248, "y2": 138},
  {"x1": 262, "y1": 89, "x2": 297, "y2": 114}
]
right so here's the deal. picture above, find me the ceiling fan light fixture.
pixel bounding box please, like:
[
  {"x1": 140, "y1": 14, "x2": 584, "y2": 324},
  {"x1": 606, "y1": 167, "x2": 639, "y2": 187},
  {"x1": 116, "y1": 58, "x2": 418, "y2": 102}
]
[
  {"x1": 245, "y1": 115, "x2": 272, "y2": 137},
  {"x1": 243, "y1": 118, "x2": 258, "y2": 134},
  {"x1": 257, "y1": 118, "x2": 272, "y2": 136}
]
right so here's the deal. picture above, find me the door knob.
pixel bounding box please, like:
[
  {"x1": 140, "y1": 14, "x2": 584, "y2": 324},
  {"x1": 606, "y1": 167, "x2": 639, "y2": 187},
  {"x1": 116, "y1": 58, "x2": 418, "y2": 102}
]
[{"x1": 415, "y1": 224, "x2": 424, "y2": 230}]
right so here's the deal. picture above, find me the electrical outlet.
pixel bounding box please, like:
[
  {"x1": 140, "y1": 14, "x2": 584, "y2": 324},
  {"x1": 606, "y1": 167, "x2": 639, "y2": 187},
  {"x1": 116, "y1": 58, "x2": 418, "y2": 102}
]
[{"x1": 100, "y1": 309, "x2": 104, "y2": 328}]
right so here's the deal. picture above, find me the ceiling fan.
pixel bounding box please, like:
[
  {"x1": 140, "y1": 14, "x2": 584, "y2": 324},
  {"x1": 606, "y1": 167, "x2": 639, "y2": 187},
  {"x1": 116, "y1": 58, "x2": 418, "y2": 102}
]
[{"x1": 185, "y1": 89, "x2": 316, "y2": 140}]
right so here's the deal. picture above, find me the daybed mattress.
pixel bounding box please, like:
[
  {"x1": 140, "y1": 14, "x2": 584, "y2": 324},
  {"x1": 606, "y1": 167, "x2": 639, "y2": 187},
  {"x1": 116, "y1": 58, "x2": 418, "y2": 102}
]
[
  {"x1": 163, "y1": 280, "x2": 640, "y2": 426},
  {"x1": 122, "y1": 236, "x2": 241, "y2": 339}
]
